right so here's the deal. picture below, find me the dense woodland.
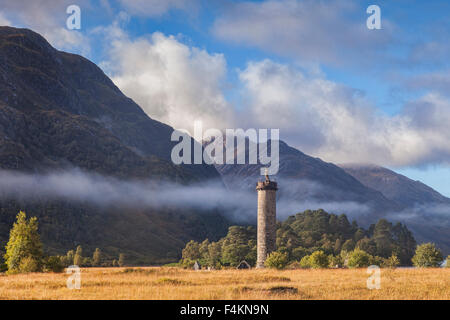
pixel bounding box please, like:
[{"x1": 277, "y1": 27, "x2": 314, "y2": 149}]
[
  {"x1": 0, "y1": 209, "x2": 446, "y2": 274},
  {"x1": 181, "y1": 209, "x2": 425, "y2": 268}
]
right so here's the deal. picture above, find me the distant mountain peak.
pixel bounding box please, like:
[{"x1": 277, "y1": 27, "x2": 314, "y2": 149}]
[{"x1": 340, "y1": 163, "x2": 450, "y2": 205}]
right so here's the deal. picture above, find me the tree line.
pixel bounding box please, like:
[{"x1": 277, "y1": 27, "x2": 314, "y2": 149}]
[
  {"x1": 180, "y1": 209, "x2": 448, "y2": 269},
  {"x1": 0, "y1": 211, "x2": 126, "y2": 274}
]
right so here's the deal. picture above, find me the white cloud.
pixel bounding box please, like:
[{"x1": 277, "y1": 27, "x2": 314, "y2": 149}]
[
  {"x1": 238, "y1": 59, "x2": 450, "y2": 167},
  {"x1": 100, "y1": 23, "x2": 233, "y2": 134},
  {"x1": 212, "y1": 0, "x2": 393, "y2": 67},
  {"x1": 0, "y1": 0, "x2": 91, "y2": 55},
  {"x1": 96, "y1": 17, "x2": 450, "y2": 168},
  {"x1": 117, "y1": 0, "x2": 199, "y2": 17},
  {"x1": 2, "y1": 0, "x2": 446, "y2": 169},
  {"x1": 0, "y1": 12, "x2": 11, "y2": 25}
]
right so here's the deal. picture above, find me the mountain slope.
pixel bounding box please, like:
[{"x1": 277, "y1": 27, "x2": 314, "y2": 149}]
[
  {"x1": 0, "y1": 27, "x2": 228, "y2": 264},
  {"x1": 0, "y1": 26, "x2": 218, "y2": 180},
  {"x1": 340, "y1": 164, "x2": 450, "y2": 206},
  {"x1": 340, "y1": 164, "x2": 450, "y2": 254},
  {"x1": 213, "y1": 139, "x2": 449, "y2": 254},
  {"x1": 214, "y1": 139, "x2": 402, "y2": 223}
]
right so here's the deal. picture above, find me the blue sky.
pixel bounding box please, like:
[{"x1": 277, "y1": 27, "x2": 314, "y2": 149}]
[{"x1": 1, "y1": 0, "x2": 450, "y2": 196}]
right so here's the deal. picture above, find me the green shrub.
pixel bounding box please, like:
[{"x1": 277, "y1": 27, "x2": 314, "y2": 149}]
[
  {"x1": 264, "y1": 252, "x2": 288, "y2": 270},
  {"x1": 291, "y1": 247, "x2": 309, "y2": 261},
  {"x1": 382, "y1": 254, "x2": 400, "y2": 268},
  {"x1": 309, "y1": 251, "x2": 329, "y2": 269},
  {"x1": 347, "y1": 249, "x2": 372, "y2": 268},
  {"x1": 328, "y1": 254, "x2": 343, "y2": 268},
  {"x1": 369, "y1": 255, "x2": 384, "y2": 266},
  {"x1": 44, "y1": 256, "x2": 65, "y2": 273},
  {"x1": 299, "y1": 255, "x2": 311, "y2": 268},
  {"x1": 179, "y1": 258, "x2": 195, "y2": 269},
  {"x1": 412, "y1": 243, "x2": 443, "y2": 267}
]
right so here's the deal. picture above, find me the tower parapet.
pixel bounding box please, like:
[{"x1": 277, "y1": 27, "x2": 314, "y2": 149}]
[
  {"x1": 256, "y1": 178, "x2": 278, "y2": 191},
  {"x1": 256, "y1": 171, "x2": 277, "y2": 268}
]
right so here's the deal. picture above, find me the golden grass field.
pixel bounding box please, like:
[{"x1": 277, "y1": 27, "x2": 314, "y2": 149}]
[{"x1": 0, "y1": 267, "x2": 448, "y2": 300}]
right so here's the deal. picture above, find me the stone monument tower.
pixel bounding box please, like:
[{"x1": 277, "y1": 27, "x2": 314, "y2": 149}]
[{"x1": 256, "y1": 169, "x2": 278, "y2": 268}]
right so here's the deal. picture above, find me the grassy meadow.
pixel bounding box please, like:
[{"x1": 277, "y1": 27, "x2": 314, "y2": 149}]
[{"x1": 0, "y1": 267, "x2": 448, "y2": 300}]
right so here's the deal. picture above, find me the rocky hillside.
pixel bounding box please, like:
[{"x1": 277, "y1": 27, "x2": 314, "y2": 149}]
[{"x1": 0, "y1": 27, "x2": 228, "y2": 264}]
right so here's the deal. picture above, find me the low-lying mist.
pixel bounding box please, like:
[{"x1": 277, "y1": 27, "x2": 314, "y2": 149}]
[
  {"x1": 0, "y1": 169, "x2": 374, "y2": 223},
  {"x1": 387, "y1": 203, "x2": 450, "y2": 226}
]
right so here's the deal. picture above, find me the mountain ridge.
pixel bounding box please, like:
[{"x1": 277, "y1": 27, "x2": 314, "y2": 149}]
[
  {"x1": 0, "y1": 26, "x2": 228, "y2": 264},
  {"x1": 339, "y1": 163, "x2": 450, "y2": 206}
]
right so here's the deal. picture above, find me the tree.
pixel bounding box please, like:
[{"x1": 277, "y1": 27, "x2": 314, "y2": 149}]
[
  {"x1": 347, "y1": 249, "x2": 372, "y2": 268},
  {"x1": 341, "y1": 239, "x2": 355, "y2": 252},
  {"x1": 207, "y1": 241, "x2": 222, "y2": 268},
  {"x1": 354, "y1": 229, "x2": 365, "y2": 242},
  {"x1": 83, "y1": 257, "x2": 92, "y2": 267},
  {"x1": 273, "y1": 209, "x2": 415, "y2": 264},
  {"x1": 333, "y1": 238, "x2": 342, "y2": 254},
  {"x1": 383, "y1": 254, "x2": 400, "y2": 268},
  {"x1": 220, "y1": 226, "x2": 256, "y2": 267},
  {"x1": 291, "y1": 246, "x2": 308, "y2": 261},
  {"x1": 264, "y1": 251, "x2": 288, "y2": 269},
  {"x1": 309, "y1": 251, "x2": 329, "y2": 268},
  {"x1": 199, "y1": 239, "x2": 210, "y2": 260},
  {"x1": 320, "y1": 235, "x2": 334, "y2": 254},
  {"x1": 356, "y1": 237, "x2": 377, "y2": 256},
  {"x1": 0, "y1": 256, "x2": 6, "y2": 272},
  {"x1": 445, "y1": 255, "x2": 450, "y2": 268},
  {"x1": 66, "y1": 250, "x2": 75, "y2": 265},
  {"x1": 337, "y1": 214, "x2": 353, "y2": 238},
  {"x1": 412, "y1": 243, "x2": 443, "y2": 267},
  {"x1": 118, "y1": 253, "x2": 126, "y2": 267},
  {"x1": 74, "y1": 246, "x2": 83, "y2": 266},
  {"x1": 373, "y1": 219, "x2": 393, "y2": 258},
  {"x1": 44, "y1": 256, "x2": 65, "y2": 273},
  {"x1": 4, "y1": 211, "x2": 43, "y2": 274},
  {"x1": 92, "y1": 248, "x2": 102, "y2": 266},
  {"x1": 222, "y1": 244, "x2": 251, "y2": 267},
  {"x1": 391, "y1": 222, "x2": 416, "y2": 265},
  {"x1": 182, "y1": 240, "x2": 201, "y2": 261}
]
